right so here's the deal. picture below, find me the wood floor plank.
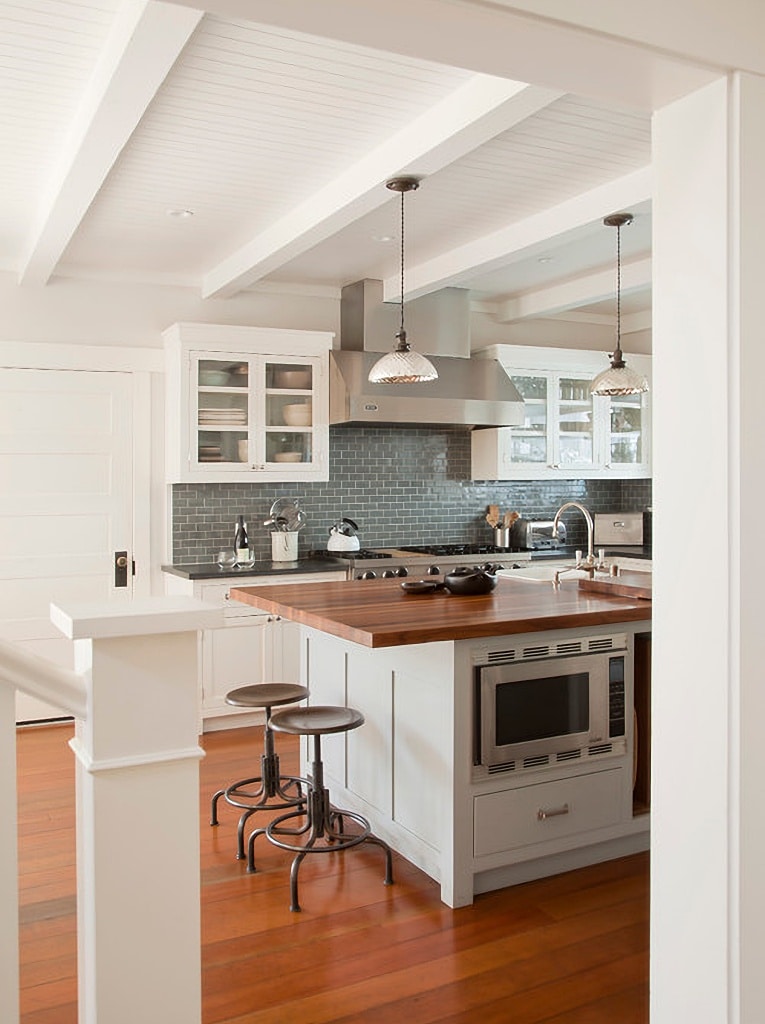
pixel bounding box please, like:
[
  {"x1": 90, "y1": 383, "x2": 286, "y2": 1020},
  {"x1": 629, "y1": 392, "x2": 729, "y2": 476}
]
[{"x1": 17, "y1": 722, "x2": 649, "y2": 1024}]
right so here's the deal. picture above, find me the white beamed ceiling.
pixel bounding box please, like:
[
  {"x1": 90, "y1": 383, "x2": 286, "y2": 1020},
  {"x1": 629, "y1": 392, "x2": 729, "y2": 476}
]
[{"x1": 1, "y1": 0, "x2": 726, "y2": 324}]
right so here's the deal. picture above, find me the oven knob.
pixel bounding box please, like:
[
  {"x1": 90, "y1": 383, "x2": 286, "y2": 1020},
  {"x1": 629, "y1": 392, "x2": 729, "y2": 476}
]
[
  {"x1": 358, "y1": 570, "x2": 377, "y2": 580},
  {"x1": 427, "y1": 565, "x2": 441, "y2": 575},
  {"x1": 396, "y1": 566, "x2": 409, "y2": 577},
  {"x1": 381, "y1": 569, "x2": 396, "y2": 578},
  {"x1": 511, "y1": 563, "x2": 522, "y2": 569}
]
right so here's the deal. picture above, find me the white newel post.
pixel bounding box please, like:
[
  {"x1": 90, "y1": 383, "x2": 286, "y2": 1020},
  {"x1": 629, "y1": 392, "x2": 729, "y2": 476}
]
[{"x1": 50, "y1": 598, "x2": 223, "y2": 1024}]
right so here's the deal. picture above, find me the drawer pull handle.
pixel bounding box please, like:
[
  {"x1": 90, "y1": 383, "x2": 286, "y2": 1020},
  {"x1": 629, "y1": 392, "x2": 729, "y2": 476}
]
[{"x1": 537, "y1": 803, "x2": 570, "y2": 821}]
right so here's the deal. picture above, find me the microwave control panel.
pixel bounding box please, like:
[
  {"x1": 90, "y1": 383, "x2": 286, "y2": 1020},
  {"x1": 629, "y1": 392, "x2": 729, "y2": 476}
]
[{"x1": 608, "y1": 656, "x2": 626, "y2": 738}]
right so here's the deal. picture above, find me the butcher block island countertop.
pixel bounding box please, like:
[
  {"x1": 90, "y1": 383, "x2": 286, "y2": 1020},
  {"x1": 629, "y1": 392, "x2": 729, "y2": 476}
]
[{"x1": 229, "y1": 572, "x2": 651, "y2": 648}]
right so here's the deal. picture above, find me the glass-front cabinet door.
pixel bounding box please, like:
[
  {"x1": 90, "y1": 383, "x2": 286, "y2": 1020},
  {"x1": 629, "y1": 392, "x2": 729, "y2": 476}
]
[
  {"x1": 263, "y1": 359, "x2": 315, "y2": 468},
  {"x1": 195, "y1": 355, "x2": 250, "y2": 468},
  {"x1": 601, "y1": 390, "x2": 650, "y2": 475},
  {"x1": 188, "y1": 352, "x2": 325, "y2": 480},
  {"x1": 506, "y1": 374, "x2": 548, "y2": 466},
  {"x1": 553, "y1": 374, "x2": 596, "y2": 472}
]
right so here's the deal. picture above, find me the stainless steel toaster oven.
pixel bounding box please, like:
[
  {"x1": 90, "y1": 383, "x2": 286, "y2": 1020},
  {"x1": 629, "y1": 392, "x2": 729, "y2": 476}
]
[{"x1": 508, "y1": 518, "x2": 567, "y2": 550}]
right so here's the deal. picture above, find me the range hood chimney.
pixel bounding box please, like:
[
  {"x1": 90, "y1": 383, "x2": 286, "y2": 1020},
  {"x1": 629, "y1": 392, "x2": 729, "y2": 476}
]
[{"x1": 330, "y1": 280, "x2": 524, "y2": 427}]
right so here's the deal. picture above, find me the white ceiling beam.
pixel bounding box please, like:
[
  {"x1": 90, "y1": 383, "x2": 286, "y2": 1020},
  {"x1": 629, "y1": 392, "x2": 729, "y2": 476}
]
[
  {"x1": 541, "y1": 311, "x2": 615, "y2": 326},
  {"x1": 486, "y1": 0, "x2": 765, "y2": 80},
  {"x1": 201, "y1": 77, "x2": 562, "y2": 298},
  {"x1": 19, "y1": 0, "x2": 204, "y2": 286},
  {"x1": 530, "y1": 306, "x2": 651, "y2": 333},
  {"x1": 495, "y1": 256, "x2": 653, "y2": 322},
  {"x1": 388, "y1": 166, "x2": 652, "y2": 302},
  {"x1": 622, "y1": 309, "x2": 653, "y2": 334},
  {"x1": 166, "y1": 0, "x2": 719, "y2": 111}
]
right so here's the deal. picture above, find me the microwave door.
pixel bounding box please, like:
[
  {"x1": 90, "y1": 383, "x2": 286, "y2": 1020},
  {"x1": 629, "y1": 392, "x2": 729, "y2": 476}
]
[{"x1": 480, "y1": 656, "x2": 594, "y2": 767}]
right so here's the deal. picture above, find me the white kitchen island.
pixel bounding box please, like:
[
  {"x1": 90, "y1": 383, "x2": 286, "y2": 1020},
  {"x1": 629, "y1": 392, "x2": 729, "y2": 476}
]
[{"x1": 231, "y1": 575, "x2": 652, "y2": 907}]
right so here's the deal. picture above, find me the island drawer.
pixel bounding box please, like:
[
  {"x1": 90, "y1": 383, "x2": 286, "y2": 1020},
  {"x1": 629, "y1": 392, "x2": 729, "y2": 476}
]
[{"x1": 473, "y1": 767, "x2": 623, "y2": 857}]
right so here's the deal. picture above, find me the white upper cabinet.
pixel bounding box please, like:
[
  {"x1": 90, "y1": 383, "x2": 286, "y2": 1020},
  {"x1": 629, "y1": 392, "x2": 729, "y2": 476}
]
[
  {"x1": 163, "y1": 323, "x2": 333, "y2": 483},
  {"x1": 471, "y1": 345, "x2": 651, "y2": 480}
]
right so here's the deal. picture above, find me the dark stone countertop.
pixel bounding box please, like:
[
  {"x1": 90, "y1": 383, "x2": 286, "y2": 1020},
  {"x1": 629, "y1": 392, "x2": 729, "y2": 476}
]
[
  {"x1": 526, "y1": 545, "x2": 652, "y2": 561},
  {"x1": 161, "y1": 556, "x2": 348, "y2": 580}
]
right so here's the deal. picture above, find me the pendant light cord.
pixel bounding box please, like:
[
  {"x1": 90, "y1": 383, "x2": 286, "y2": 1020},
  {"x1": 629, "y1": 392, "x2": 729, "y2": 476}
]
[
  {"x1": 397, "y1": 187, "x2": 406, "y2": 344},
  {"x1": 615, "y1": 220, "x2": 622, "y2": 357}
]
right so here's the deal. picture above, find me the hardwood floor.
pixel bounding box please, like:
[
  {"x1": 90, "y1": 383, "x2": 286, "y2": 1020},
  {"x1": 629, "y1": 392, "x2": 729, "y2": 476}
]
[{"x1": 17, "y1": 722, "x2": 649, "y2": 1023}]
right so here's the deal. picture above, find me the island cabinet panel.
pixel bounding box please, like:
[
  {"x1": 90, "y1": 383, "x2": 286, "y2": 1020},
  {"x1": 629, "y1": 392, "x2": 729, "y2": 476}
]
[
  {"x1": 303, "y1": 629, "x2": 348, "y2": 784},
  {"x1": 391, "y1": 660, "x2": 451, "y2": 849},
  {"x1": 346, "y1": 648, "x2": 393, "y2": 815},
  {"x1": 473, "y1": 766, "x2": 624, "y2": 858},
  {"x1": 304, "y1": 631, "x2": 454, "y2": 881}
]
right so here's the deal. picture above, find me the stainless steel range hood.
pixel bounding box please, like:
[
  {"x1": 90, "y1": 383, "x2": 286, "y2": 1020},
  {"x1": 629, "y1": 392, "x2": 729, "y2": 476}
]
[{"x1": 329, "y1": 280, "x2": 524, "y2": 427}]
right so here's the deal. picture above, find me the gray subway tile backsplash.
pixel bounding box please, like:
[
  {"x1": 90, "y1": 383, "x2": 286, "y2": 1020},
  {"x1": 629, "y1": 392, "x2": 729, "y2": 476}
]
[{"x1": 171, "y1": 425, "x2": 652, "y2": 563}]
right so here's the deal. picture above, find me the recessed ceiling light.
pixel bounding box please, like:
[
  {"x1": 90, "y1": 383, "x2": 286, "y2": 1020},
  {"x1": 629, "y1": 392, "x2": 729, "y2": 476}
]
[
  {"x1": 166, "y1": 208, "x2": 194, "y2": 218},
  {"x1": 371, "y1": 233, "x2": 395, "y2": 243},
  {"x1": 537, "y1": 254, "x2": 554, "y2": 264}
]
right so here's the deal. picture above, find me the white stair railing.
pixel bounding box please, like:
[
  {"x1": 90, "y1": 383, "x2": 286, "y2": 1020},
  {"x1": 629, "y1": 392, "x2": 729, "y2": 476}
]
[{"x1": 1, "y1": 597, "x2": 223, "y2": 1024}]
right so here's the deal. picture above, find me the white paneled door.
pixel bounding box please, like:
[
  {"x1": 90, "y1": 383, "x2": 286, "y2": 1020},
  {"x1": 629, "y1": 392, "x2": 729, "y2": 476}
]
[{"x1": 0, "y1": 369, "x2": 134, "y2": 721}]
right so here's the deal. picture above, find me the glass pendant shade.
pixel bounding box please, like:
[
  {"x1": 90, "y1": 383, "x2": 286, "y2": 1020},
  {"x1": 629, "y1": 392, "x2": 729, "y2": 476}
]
[
  {"x1": 592, "y1": 211, "x2": 648, "y2": 397},
  {"x1": 591, "y1": 358, "x2": 649, "y2": 396},
  {"x1": 367, "y1": 339, "x2": 438, "y2": 384},
  {"x1": 368, "y1": 176, "x2": 438, "y2": 385}
]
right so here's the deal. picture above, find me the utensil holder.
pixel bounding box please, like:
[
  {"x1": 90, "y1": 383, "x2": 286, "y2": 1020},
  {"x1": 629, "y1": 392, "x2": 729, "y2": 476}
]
[
  {"x1": 494, "y1": 527, "x2": 510, "y2": 548},
  {"x1": 272, "y1": 532, "x2": 298, "y2": 561}
]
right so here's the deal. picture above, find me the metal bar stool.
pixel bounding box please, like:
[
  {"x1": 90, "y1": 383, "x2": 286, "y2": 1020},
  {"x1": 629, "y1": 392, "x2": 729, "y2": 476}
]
[
  {"x1": 246, "y1": 705, "x2": 394, "y2": 912},
  {"x1": 210, "y1": 682, "x2": 309, "y2": 860}
]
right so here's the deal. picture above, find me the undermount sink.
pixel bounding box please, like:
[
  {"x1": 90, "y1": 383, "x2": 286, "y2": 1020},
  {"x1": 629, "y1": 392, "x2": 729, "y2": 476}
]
[
  {"x1": 497, "y1": 565, "x2": 591, "y2": 583},
  {"x1": 497, "y1": 562, "x2": 652, "y2": 583}
]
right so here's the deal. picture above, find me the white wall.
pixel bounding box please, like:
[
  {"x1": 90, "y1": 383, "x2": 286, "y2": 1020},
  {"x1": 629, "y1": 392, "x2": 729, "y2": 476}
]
[{"x1": 0, "y1": 271, "x2": 340, "y2": 348}]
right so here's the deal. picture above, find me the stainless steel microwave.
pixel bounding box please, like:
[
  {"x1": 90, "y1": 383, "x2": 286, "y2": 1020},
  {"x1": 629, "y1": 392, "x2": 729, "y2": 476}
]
[{"x1": 475, "y1": 638, "x2": 628, "y2": 770}]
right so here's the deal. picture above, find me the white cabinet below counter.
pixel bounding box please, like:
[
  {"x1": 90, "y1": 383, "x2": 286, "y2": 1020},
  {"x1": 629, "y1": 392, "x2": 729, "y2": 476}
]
[
  {"x1": 164, "y1": 571, "x2": 345, "y2": 730},
  {"x1": 472, "y1": 345, "x2": 651, "y2": 480}
]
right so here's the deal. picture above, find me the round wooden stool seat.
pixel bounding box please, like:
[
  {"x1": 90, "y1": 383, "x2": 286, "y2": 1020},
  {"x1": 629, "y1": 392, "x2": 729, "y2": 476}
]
[
  {"x1": 270, "y1": 704, "x2": 364, "y2": 736},
  {"x1": 225, "y1": 682, "x2": 308, "y2": 709},
  {"x1": 210, "y1": 682, "x2": 309, "y2": 860},
  {"x1": 247, "y1": 703, "x2": 392, "y2": 912}
]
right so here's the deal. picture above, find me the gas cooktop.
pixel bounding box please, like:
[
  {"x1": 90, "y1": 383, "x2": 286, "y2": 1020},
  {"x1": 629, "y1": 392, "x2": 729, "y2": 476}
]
[
  {"x1": 322, "y1": 548, "x2": 392, "y2": 560},
  {"x1": 396, "y1": 543, "x2": 513, "y2": 556}
]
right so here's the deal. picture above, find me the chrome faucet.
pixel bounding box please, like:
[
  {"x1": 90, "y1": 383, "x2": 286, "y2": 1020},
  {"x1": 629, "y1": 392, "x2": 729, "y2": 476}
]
[{"x1": 552, "y1": 501, "x2": 596, "y2": 569}]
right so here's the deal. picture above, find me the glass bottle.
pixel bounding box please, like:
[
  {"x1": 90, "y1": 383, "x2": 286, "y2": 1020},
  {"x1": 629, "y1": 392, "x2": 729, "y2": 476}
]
[{"x1": 234, "y1": 515, "x2": 249, "y2": 565}]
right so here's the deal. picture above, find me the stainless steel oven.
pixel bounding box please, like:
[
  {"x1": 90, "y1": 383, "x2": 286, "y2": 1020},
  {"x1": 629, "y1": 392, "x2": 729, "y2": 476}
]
[{"x1": 474, "y1": 632, "x2": 629, "y2": 773}]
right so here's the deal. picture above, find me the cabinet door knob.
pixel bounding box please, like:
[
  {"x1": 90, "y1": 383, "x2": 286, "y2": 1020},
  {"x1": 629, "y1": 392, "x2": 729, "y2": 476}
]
[{"x1": 537, "y1": 803, "x2": 570, "y2": 821}]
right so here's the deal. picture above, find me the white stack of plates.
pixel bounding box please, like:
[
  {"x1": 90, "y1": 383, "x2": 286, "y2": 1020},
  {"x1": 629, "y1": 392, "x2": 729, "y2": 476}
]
[
  {"x1": 198, "y1": 408, "x2": 247, "y2": 426},
  {"x1": 198, "y1": 445, "x2": 223, "y2": 462}
]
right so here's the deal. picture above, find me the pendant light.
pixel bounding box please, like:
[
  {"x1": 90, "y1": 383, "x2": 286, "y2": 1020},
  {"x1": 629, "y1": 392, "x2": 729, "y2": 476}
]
[
  {"x1": 367, "y1": 177, "x2": 438, "y2": 384},
  {"x1": 591, "y1": 213, "x2": 649, "y2": 396}
]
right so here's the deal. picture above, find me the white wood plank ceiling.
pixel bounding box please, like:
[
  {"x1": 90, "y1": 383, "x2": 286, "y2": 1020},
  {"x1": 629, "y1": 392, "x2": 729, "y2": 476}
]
[{"x1": 0, "y1": 0, "x2": 674, "y2": 322}]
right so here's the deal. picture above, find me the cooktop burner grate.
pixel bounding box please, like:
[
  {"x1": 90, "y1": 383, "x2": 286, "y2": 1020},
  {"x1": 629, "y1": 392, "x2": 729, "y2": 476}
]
[
  {"x1": 396, "y1": 543, "x2": 509, "y2": 556},
  {"x1": 313, "y1": 549, "x2": 393, "y2": 560}
]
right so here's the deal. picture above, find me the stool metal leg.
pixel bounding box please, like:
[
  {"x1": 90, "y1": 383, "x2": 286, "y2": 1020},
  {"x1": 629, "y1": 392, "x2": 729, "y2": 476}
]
[
  {"x1": 210, "y1": 705, "x2": 307, "y2": 859},
  {"x1": 251, "y1": 732, "x2": 394, "y2": 911}
]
